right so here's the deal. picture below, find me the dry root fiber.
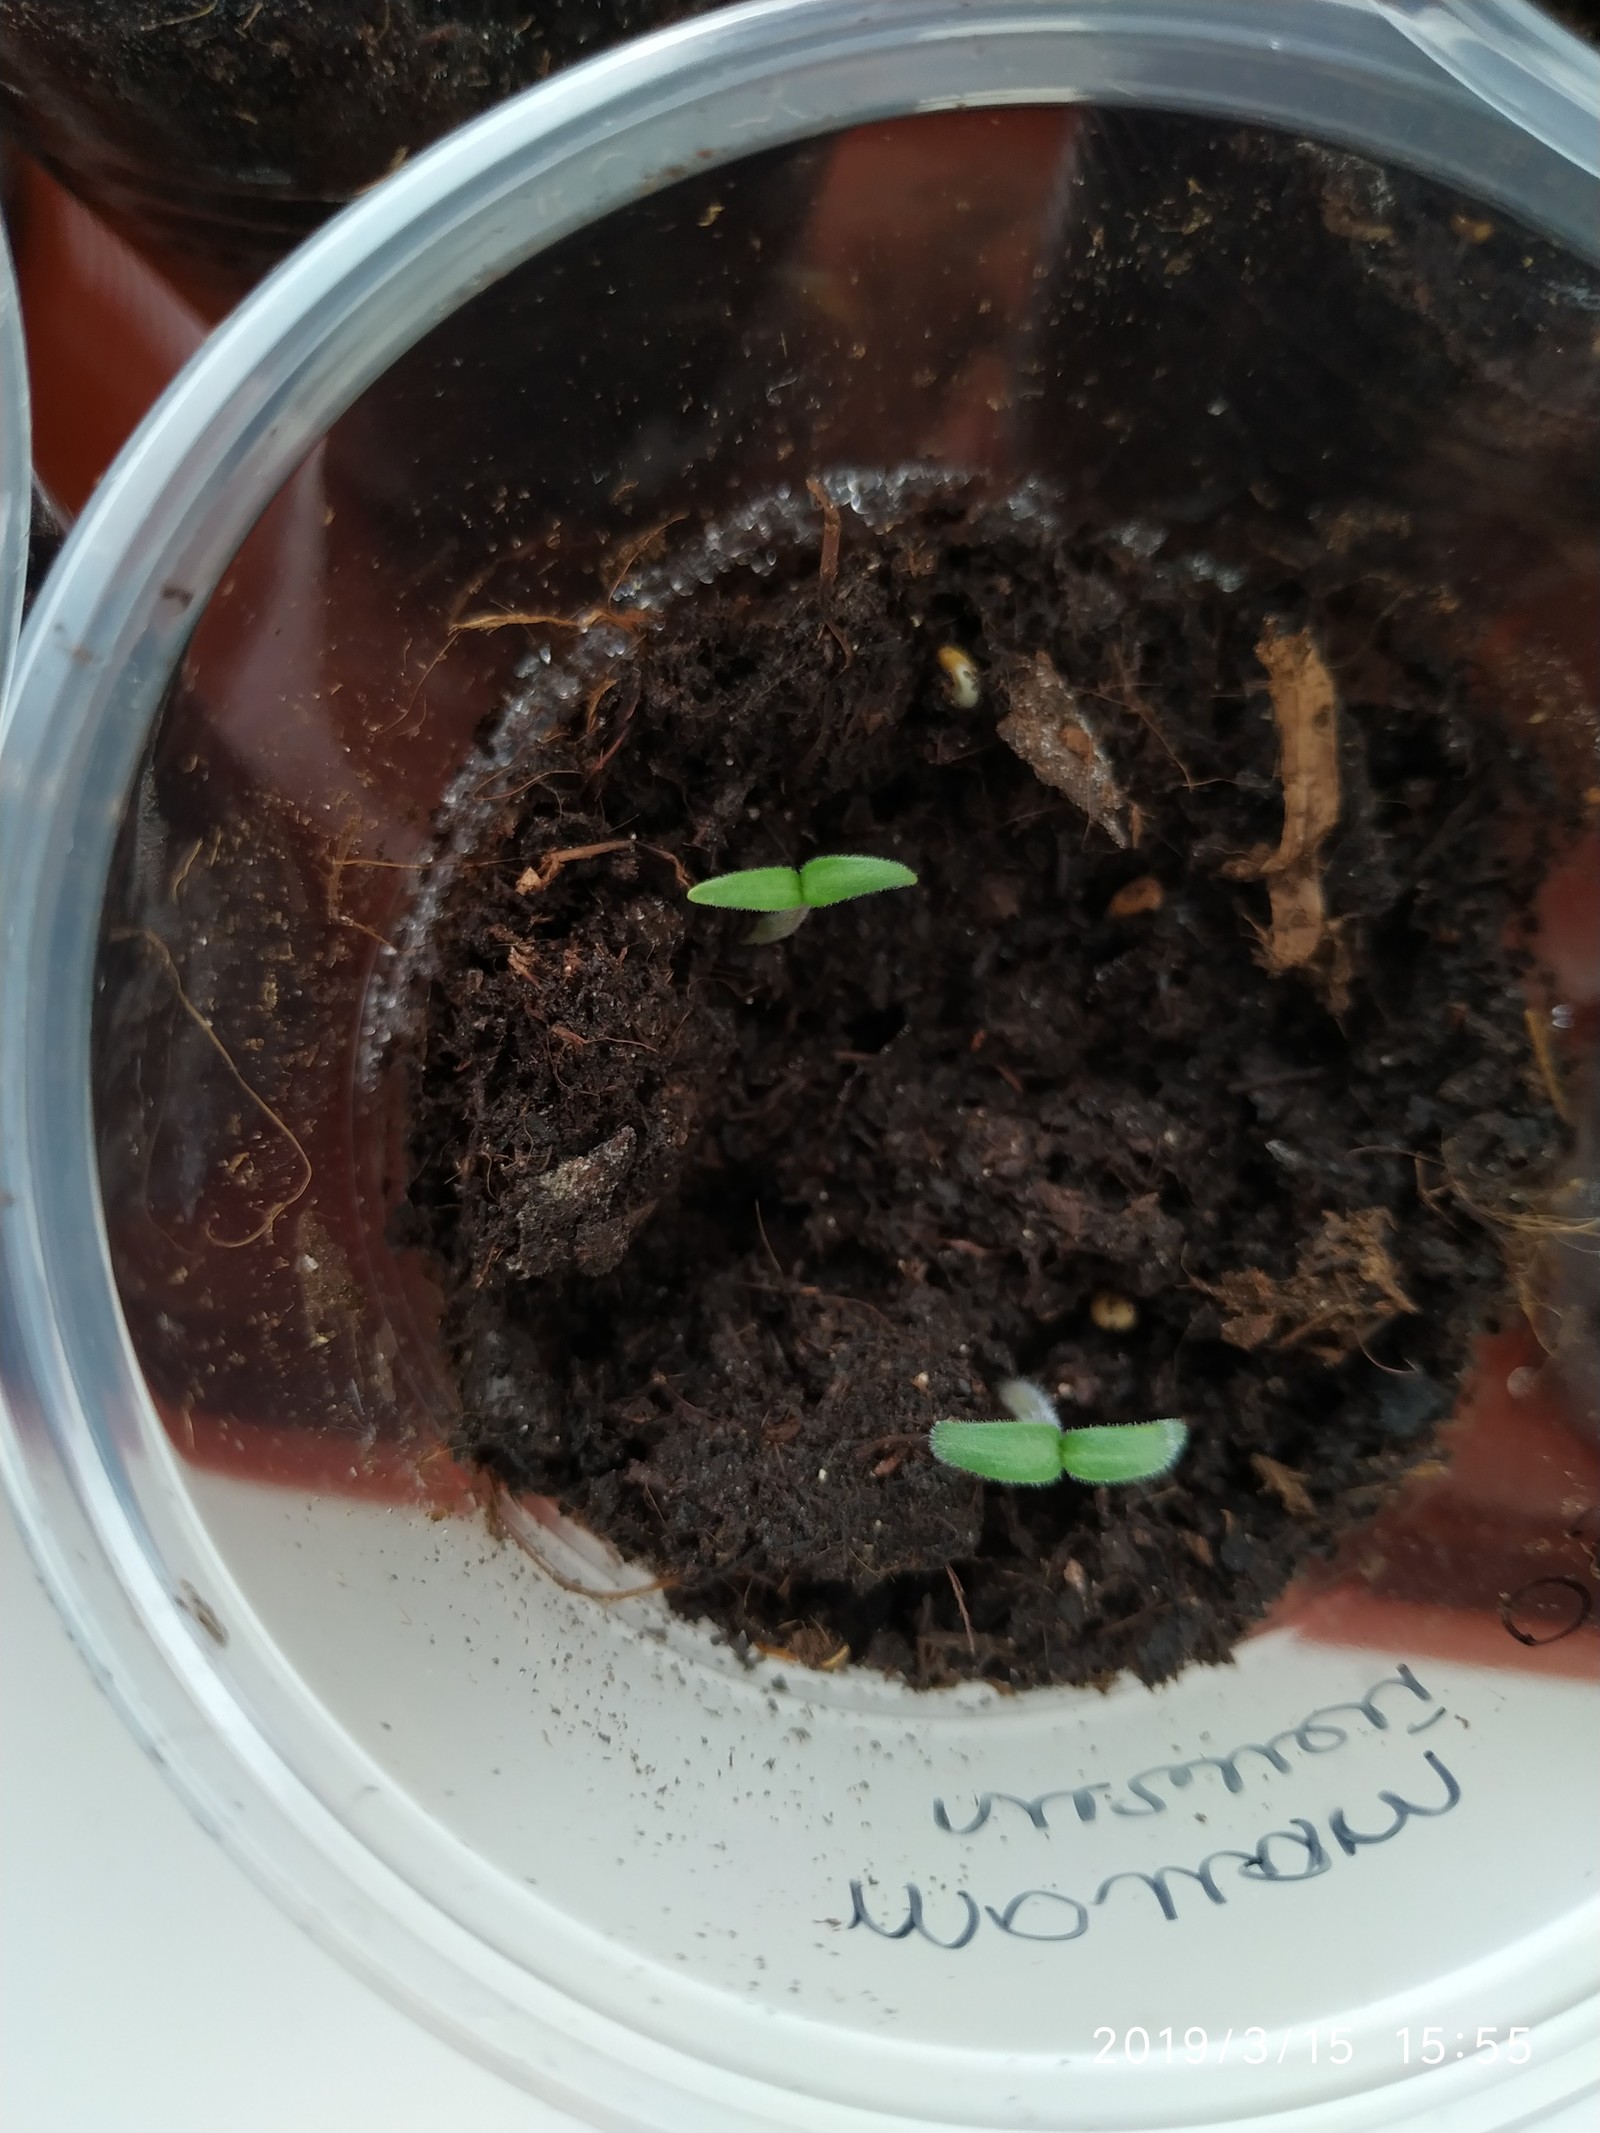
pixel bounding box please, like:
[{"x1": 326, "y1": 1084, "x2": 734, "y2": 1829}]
[{"x1": 1223, "y1": 625, "x2": 1351, "y2": 1010}]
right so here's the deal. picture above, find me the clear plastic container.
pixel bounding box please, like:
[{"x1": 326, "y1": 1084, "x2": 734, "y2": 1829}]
[
  {"x1": 2, "y1": 5, "x2": 1598, "y2": 2128},
  {"x1": 0, "y1": 216, "x2": 28, "y2": 695}
]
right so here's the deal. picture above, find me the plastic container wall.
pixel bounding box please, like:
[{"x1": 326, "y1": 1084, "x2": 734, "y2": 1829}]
[{"x1": 1, "y1": 6, "x2": 1597, "y2": 2129}]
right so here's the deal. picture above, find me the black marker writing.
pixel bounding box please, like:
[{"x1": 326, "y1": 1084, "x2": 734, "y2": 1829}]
[
  {"x1": 932, "y1": 1664, "x2": 1436, "y2": 1835},
  {"x1": 850, "y1": 1751, "x2": 1459, "y2": 1952},
  {"x1": 1328, "y1": 1750, "x2": 1461, "y2": 1855},
  {"x1": 984, "y1": 1888, "x2": 1091, "y2": 1941},
  {"x1": 849, "y1": 1881, "x2": 981, "y2": 1949},
  {"x1": 1237, "y1": 1818, "x2": 1332, "y2": 1883}
]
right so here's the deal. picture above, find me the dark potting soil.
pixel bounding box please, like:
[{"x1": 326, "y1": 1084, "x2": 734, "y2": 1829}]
[
  {"x1": 1547, "y1": 2, "x2": 1600, "y2": 40},
  {"x1": 0, "y1": 4, "x2": 703, "y2": 192},
  {"x1": 401, "y1": 490, "x2": 1574, "y2": 1690},
  {"x1": 0, "y1": 3, "x2": 707, "y2": 281}
]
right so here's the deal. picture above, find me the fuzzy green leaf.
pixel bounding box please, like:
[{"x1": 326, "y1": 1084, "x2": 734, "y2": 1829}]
[
  {"x1": 929, "y1": 1419, "x2": 1067, "y2": 1486},
  {"x1": 798, "y1": 854, "x2": 919, "y2": 908},
  {"x1": 687, "y1": 865, "x2": 805, "y2": 912},
  {"x1": 1058, "y1": 1419, "x2": 1189, "y2": 1486}
]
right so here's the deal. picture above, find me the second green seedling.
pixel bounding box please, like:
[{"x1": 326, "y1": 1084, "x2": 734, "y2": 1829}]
[
  {"x1": 688, "y1": 853, "x2": 918, "y2": 942},
  {"x1": 930, "y1": 1378, "x2": 1188, "y2": 1487}
]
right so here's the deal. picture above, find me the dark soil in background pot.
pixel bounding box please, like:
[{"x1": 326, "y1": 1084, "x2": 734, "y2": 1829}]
[
  {"x1": 400, "y1": 488, "x2": 1576, "y2": 1690},
  {"x1": 0, "y1": 2, "x2": 709, "y2": 286}
]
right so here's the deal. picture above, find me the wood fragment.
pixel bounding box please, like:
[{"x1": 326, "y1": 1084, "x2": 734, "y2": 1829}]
[
  {"x1": 807, "y1": 478, "x2": 841, "y2": 599},
  {"x1": 947, "y1": 1565, "x2": 977, "y2": 1657},
  {"x1": 452, "y1": 605, "x2": 640, "y2": 635},
  {"x1": 1106, "y1": 874, "x2": 1164, "y2": 919},
  {"x1": 641, "y1": 843, "x2": 692, "y2": 891},
  {"x1": 1251, "y1": 1454, "x2": 1316, "y2": 1519},
  {"x1": 515, "y1": 840, "x2": 632, "y2": 894},
  {"x1": 997, "y1": 651, "x2": 1129, "y2": 847},
  {"x1": 1222, "y1": 624, "x2": 1350, "y2": 1009}
]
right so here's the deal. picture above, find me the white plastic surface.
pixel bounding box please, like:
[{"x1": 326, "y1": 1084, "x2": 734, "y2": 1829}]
[
  {"x1": 6, "y1": 1472, "x2": 1594, "y2": 2133},
  {"x1": 0, "y1": 1495, "x2": 585, "y2": 2133},
  {"x1": 136, "y1": 1454, "x2": 1598, "y2": 2133}
]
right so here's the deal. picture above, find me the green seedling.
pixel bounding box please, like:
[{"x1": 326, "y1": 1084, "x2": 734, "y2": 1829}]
[
  {"x1": 930, "y1": 1377, "x2": 1187, "y2": 1488},
  {"x1": 687, "y1": 854, "x2": 918, "y2": 943}
]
